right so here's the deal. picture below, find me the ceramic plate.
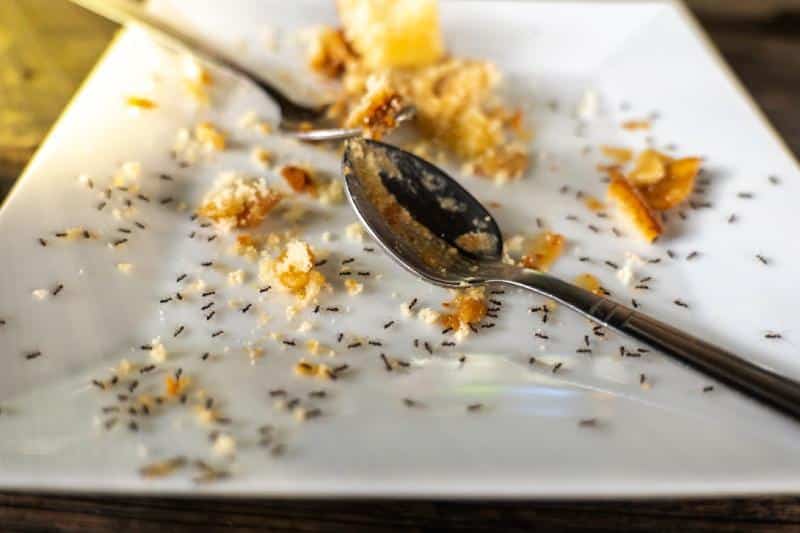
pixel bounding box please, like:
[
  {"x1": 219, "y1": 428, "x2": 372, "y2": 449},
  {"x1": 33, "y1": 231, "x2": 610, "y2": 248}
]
[{"x1": 1, "y1": 0, "x2": 800, "y2": 498}]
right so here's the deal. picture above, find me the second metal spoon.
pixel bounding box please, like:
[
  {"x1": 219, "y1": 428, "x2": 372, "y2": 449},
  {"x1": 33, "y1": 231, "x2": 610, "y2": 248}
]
[{"x1": 342, "y1": 137, "x2": 800, "y2": 421}]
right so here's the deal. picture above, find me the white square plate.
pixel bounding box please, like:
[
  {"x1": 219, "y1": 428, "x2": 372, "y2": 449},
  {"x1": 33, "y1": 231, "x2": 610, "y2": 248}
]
[{"x1": 1, "y1": 0, "x2": 800, "y2": 498}]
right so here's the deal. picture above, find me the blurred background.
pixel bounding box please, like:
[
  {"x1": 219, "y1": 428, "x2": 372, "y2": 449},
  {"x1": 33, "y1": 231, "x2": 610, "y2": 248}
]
[{"x1": 1, "y1": 0, "x2": 799, "y2": 200}]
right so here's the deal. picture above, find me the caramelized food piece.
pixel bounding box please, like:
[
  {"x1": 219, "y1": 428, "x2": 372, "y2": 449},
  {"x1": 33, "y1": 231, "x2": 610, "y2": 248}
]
[
  {"x1": 307, "y1": 27, "x2": 356, "y2": 78},
  {"x1": 197, "y1": 173, "x2": 282, "y2": 229},
  {"x1": 520, "y1": 232, "x2": 565, "y2": 271},
  {"x1": 439, "y1": 287, "x2": 488, "y2": 332},
  {"x1": 337, "y1": 0, "x2": 444, "y2": 69},
  {"x1": 607, "y1": 175, "x2": 662, "y2": 242},
  {"x1": 259, "y1": 240, "x2": 327, "y2": 305},
  {"x1": 600, "y1": 145, "x2": 633, "y2": 164},
  {"x1": 280, "y1": 165, "x2": 316, "y2": 195},
  {"x1": 575, "y1": 273, "x2": 604, "y2": 296},
  {"x1": 639, "y1": 157, "x2": 702, "y2": 210},
  {"x1": 628, "y1": 149, "x2": 668, "y2": 185},
  {"x1": 584, "y1": 195, "x2": 605, "y2": 211},
  {"x1": 344, "y1": 75, "x2": 405, "y2": 139}
]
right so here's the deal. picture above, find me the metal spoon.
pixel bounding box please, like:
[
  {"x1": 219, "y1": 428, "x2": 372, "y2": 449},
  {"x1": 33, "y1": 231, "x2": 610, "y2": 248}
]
[
  {"x1": 342, "y1": 137, "x2": 800, "y2": 421},
  {"x1": 69, "y1": 0, "x2": 415, "y2": 141}
]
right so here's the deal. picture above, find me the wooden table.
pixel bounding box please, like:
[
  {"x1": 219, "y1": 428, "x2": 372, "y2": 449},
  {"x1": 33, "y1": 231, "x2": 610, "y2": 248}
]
[{"x1": 1, "y1": 2, "x2": 799, "y2": 531}]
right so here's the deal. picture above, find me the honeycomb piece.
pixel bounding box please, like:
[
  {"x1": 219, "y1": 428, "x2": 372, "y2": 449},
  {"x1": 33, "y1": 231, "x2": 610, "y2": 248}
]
[{"x1": 337, "y1": 0, "x2": 444, "y2": 69}]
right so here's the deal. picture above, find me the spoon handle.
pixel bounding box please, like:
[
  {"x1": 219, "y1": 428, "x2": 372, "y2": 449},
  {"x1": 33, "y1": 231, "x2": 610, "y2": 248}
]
[{"x1": 503, "y1": 270, "x2": 800, "y2": 420}]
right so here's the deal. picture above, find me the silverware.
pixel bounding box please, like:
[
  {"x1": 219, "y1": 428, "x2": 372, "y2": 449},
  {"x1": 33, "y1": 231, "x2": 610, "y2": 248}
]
[
  {"x1": 69, "y1": 0, "x2": 415, "y2": 141},
  {"x1": 342, "y1": 137, "x2": 800, "y2": 421}
]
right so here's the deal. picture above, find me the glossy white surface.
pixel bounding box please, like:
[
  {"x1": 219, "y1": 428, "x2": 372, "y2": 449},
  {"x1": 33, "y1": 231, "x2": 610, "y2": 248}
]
[{"x1": 0, "y1": 0, "x2": 799, "y2": 497}]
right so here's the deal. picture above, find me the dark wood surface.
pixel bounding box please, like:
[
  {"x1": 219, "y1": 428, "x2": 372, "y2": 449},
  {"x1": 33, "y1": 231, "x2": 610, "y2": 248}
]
[{"x1": 1, "y1": 2, "x2": 799, "y2": 531}]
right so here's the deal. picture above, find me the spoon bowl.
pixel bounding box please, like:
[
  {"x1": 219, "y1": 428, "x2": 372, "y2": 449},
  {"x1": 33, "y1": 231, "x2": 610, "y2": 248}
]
[
  {"x1": 343, "y1": 138, "x2": 503, "y2": 287},
  {"x1": 342, "y1": 137, "x2": 800, "y2": 422}
]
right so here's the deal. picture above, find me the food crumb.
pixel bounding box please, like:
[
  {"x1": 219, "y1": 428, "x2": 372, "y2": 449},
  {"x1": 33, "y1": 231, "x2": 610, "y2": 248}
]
[
  {"x1": 150, "y1": 338, "x2": 168, "y2": 363},
  {"x1": 345, "y1": 222, "x2": 365, "y2": 242},
  {"x1": 250, "y1": 147, "x2": 273, "y2": 169},
  {"x1": 212, "y1": 434, "x2": 236, "y2": 456},
  {"x1": 417, "y1": 307, "x2": 441, "y2": 325},
  {"x1": 32, "y1": 289, "x2": 49, "y2": 301},
  {"x1": 227, "y1": 269, "x2": 246, "y2": 286},
  {"x1": 344, "y1": 278, "x2": 364, "y2": 295}
]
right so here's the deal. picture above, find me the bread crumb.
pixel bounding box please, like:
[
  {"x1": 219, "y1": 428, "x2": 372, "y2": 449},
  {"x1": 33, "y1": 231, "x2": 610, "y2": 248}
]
[
  {"x1": 212, "y1": 434, "x2": 236, "y2": 456},
  {"x1": 345, "y1": 222, "x2": 364, "y2": 242},
  {"x1": 258, "y1": 240, "x2": 327, "y2": 307},
  {"x1": 238, "y1": 110, "x2": 260, "y2": 129},
  {"x1": 280, "y1": 165, "x2": 316, "y2": 195},
  {"x1": 117, "y1": 359, "x2": 133, "y2": 377},
  {"x1": 197, "y1": 172, "x2": 282, "y2": 230},
  {"x1": 65, "y1": 227, "x2": 85, "y2": 241},
  {"x1": 165, "y1": 374, "x2": 190, "y2": 397},
  {"x1": 150, "y1": 338, "x2": 168, "y2": 363},
  {"x1": 251, "y1": 147, "x2": 273, "y2": 169},
  {"x1": 116, "y1": 263, "x2": 134, "y2": 274},
  {"x1": 195, "y1": 122, "x2": 226, "y2": 151},
  {"x1": 247, "y1": 346, "x2": 264, "y2": 362},
  {"x1": 306, "y1": 339, "x2": 321, "y2": 355},
  {"x1": 281, "y1": 204, "x2": 307, "y2": 223},
  {"x1": 417, "y1": 307, "x2": 440, "y2": 324},
  {"x1": 617, "y1": 252, "x2": 644, "y2": 286},
  {"x1": 344, "y1": 278, "x2": 363, "y2": 295},
  {"x1": 577, "y1": 89, "x2": 598, "y2": 120},
  {"x1": 125, "y1": 96, "x2": 157, "y2": 110},
  {"x1": 297, "y1": 321, "x2": 313, "y2": 333},
  {"x1": 318, "y1": 179, "x2": 344, "y2": 205},
  {"x1": 227, "y1": 269, "x2": 246, "y2": 286},
  {"x1": 32, "y1": 289, "x2": 49, "y2": 301}
]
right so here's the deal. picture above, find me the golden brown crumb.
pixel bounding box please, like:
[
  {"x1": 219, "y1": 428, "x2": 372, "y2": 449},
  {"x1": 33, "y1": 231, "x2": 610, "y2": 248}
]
[
  {"x1": 607, "y1": 173, "x2": 662, "y2": 242},
  {"x1": 622, "y1": 119, "x2": 651, "y2": 131},
  {"x1": 195, "y1": 122, "x2": 226, "y2": 151},
  {"x1": 520, "y1": 232, "x2": 565, "y2": 271},
  {"x1": 259, "y1": 240, "x2": 327, "y2": 306},
  {"x1": 293, "y1": 360, "x2": 335, "y2": 380},
  {"x1": 638, "y1": 156, "x2": 701, "y2": 210},
  {"x1": 182, "y1": 58, "x2": 213, "y2": 103},
  {"x1": 308, "y1": 27, "x2": 357, "y2": 78},
  {"x1": 197, "y1": 173, "x2": 282, "y2": 229},
  {"x1": 600, "y1": 145, "x2": 633, "y2": 164},
  {"x1": 139, "y1": 457, "x2": 186, "y2": 479},
  {"x1": 344, "y1": 74, "x2": 405, "y2": 139},
  {"x1": 583, "y1": 195, "x2": 605, "y2": 211},
  {"x1": 628, "y1": 149, "x2": 668, "y2": 185},
  {"x1": 251, "y1": 147, "x2": 272, "y2": 169},
  {"x1": 439, "y1": 287, "x2": 488, "y2": 334},
  {"x1": 125, "y1": 96, "x2": 157, "y2": 110},
  {"x1": 165, "y1": 375, "x2": 190, "y2": 397},
  {"x1": 280, "y1": 165, "x2": 316, "y2": 195},
  {"x1": 575, "y1": 273, "x2": 604, "y2": 296}
]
